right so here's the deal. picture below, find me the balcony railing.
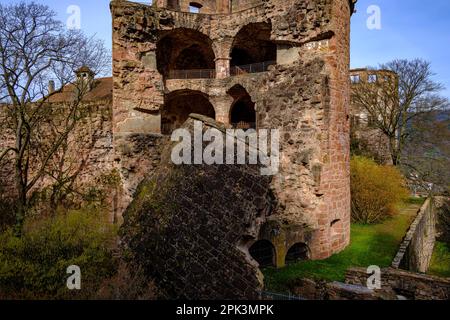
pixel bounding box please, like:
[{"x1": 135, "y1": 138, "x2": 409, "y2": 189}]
[
  {"x1": 167, "y1": 69, "x2": 216, "y2": 79},
  {"x1": 231, "y1": 122, "x2": 256, "y2": 130},
  {"x1": 230, "y1": 61, "x2": 276, "y2": 76},
  {"x1": 166, "y1": 61, "x2": 276, "y2": 79}
]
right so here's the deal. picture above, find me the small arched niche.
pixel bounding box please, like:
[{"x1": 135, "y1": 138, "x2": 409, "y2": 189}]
[
  {"x1": 330, "y1": 218, "x2": 343, "y2": 244},
  {"x1": 189, "y1": 2, "x2": 203, "y2": 13},
  {"x1": 330, "y1": 219, "x2": 342, "y2": 235}
]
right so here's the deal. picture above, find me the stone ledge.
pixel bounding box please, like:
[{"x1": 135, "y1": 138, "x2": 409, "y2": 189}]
[{"x1": 346, "y1": 267, "x2": 450, "y2": 300}]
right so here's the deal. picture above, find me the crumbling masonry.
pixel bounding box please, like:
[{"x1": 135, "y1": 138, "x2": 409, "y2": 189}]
[{"x1": 110, "y1": 0, "x2": 356, "y2": 298}]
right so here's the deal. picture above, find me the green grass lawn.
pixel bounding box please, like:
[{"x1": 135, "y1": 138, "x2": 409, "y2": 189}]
[
  {"x1": 428, "y1": 241, "x2": 450, "y2": 278},
  {"x1": 263, "y1": 201, "x2": 422, "y2": 292}
]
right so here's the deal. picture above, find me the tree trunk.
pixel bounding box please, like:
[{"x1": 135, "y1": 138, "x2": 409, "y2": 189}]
[
  {"x1": 14, "y1": 176, "x2": 27, "y2": 236},
  {"x1": 388, "y1": 136, "x2": 400, "y2": 166},
  {"x1": 14, "y1": 133, "x2": 27, "y2": 236}
]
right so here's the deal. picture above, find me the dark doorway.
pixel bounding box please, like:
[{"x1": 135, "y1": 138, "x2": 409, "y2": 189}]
[
  {"x1": 285, "y1": 243, "x2": 309, "y2": 264},
  {"x1": 227, "y1": 84, "x2": 256, "y2": 129},
  {"x1": 161, "y1": 90, "x2": 215, "y2": 134},
  {"x1": 249, "y1": 240, "x2": 275, "y2": 267}
]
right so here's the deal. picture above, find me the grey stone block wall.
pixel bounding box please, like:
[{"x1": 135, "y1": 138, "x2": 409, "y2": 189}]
[{"x1": 392, "y1": 198, "x2": 437, "y2": 273}]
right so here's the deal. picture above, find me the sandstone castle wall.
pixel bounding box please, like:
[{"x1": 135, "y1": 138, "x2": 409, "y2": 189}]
[{"x1": 111, "y1": 0, "x2": 354, "y2": 264}]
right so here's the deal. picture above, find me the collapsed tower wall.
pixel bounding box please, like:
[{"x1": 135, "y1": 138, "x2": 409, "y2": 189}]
[{"x1": 112, "y1": 0, "x2": 354, "y2": 271}]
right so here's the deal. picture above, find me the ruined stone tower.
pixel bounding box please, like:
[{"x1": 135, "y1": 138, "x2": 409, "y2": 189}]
[{"x1": 111, "y1": 0, "x2": 355, "y2": 297}]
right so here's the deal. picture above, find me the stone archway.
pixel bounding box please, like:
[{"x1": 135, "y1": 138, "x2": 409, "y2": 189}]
[
  {"x1": 157, "y1": 28, "x2": 215, "y2": 78},
  {"x1": 285, "y1": 242, "x2": 310, "y2": 264},
  {"x1": 249, "y1": 240, "x2": 276, "y2": 268},
  {"x1": 161, "y1": 90, "x2": 216, "y2": 134},
  {"x1": 230, "y1": 22, "x2": 276, "y2": 70}
]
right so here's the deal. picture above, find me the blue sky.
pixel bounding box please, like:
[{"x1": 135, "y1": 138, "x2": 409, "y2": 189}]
[
  {"x1": 351, "y1": 0, "x2": 450, "y2": 98},
  {"x1": 2, "y1": 0, "x2": 450, "y2": 98}
]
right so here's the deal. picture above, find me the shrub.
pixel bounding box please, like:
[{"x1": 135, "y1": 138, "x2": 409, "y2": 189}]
[
  {"x1": 96, "y1": 262, "x2": 158, "y2": 299},
  {"x1": 0, "y1": 199, "x2": 15, "y2": 232},
  {"x1": 351, "y1": 156, "x2": 409, "y2": 224},
  {"x1": 0, "y1": 207, "x2": 117, "y2": 299}
]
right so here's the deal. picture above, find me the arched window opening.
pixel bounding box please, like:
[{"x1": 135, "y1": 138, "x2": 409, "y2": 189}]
[
  {"x1": 230, "y1": 23, "x2": 276, "y2": 75},
  {"x1": 249, "y1": 240, "x2": 275, "y2": 268},
  {"x1": 157, "y1": 28, "x2": 215, "y2": 79},
  {"x1": 189, "y1": 2, "x2": 202, "y2": 13},
  {"x1": 175, "y1": 45, "x2": 209, "y2": 70},
  {"x1": 230, "y1": 100, "x2": 256, "y2": 129},
  {"x1": 285, "y1": 243, "x2": 309, "y2": 264},
  {"x1": 161, "y1": 90, "x2": 215, "y2": 134},
  {"x1": 227, "y1": 84, "x2": 256, "y2": 129}
]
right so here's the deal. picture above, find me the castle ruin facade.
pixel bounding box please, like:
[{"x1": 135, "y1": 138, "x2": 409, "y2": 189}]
[
  {"x1": 112, "y1": 0, "x2": 355, "y2": 276},
  {"x1": 0, "y1": 0, "x2": 356, "y2": 299}
]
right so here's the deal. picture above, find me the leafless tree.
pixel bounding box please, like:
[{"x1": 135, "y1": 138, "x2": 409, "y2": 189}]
[
  {"x1": 0, "y1": 2, "x2": 110, "y2": 231},
  {"x1": 351, "y1": 59, "x2": 449, "y2": 165}
]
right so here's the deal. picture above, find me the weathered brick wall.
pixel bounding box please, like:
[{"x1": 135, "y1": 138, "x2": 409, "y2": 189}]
[
  {"x1": 392, "y1": 198, "x2": 437, "y2": 273},
  {"x1": 345, "y1": 267, "x2": 450, "y2": 300},
  {"x1": 120, "y1": 115, "x2": 275, "y2": 299}
]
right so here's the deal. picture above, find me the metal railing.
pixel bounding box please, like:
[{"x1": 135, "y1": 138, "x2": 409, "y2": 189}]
[
  {"x1": 167, "y1": 69, "x2": 216, "y2": 79},
  {"x1": 166, "y1": 61, "x2": 276, "y2": 79},
  {"x1": 231, "y1": 121, "x2": 256, "y2": 130},
  {"x1": 230, "y1": 60, "x2": 276, "y2": 76},
  {"x1": 259, "y1": 291, "x2": 306, "y2": 301}
]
